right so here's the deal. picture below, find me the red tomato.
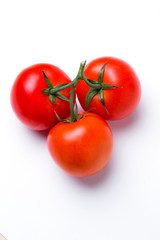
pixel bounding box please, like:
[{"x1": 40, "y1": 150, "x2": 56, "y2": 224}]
[
  {"x1": 11, "y1": 63, "x2": 72, "y2": 130},
  {"x1": 76, "y1": 57, "x2": 141, "y2": 120},
  {"x1": 47, "y1": 113, "x2": 113, "y2": 177}
]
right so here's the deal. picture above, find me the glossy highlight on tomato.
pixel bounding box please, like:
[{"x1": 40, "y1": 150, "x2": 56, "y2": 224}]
[
  {"x1": 76, "y1": 57, "x2": 141, "y2": 120},
  {"x1": 47, "y1": 112, "x2": 113, "y2": 177},
  {"x1": 11, "y1": 63, "x2": 73, "y2": 130}
]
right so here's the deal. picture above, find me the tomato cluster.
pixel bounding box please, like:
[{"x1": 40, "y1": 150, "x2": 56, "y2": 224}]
[{"x1": 11, "y1": 57, "x2": 141, "y2": 177}]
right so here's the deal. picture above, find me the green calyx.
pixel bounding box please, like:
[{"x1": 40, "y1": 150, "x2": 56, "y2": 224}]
[
  {"x1": 85, "y1": 61, "x2": 122, "y2": 114},
  {"x1": 41, "y1": 71, "x2": 70, "y2": 104}
]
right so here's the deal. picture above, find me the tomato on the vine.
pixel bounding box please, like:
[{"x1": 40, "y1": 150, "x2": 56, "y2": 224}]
[
  {"x1": 11, "y1": 63, "x2": 73, "y2": 130},
  {"x1": 76, "y1": 57, "x2": 141, "y2": 120},
  {"x1": 47, "y1": 112, "x2": 113, "y2": 177}
]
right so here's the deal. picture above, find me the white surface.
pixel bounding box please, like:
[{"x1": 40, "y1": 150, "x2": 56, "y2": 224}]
[{"x1": 0, "y1": 0, "x2": 160, "y2": 239}]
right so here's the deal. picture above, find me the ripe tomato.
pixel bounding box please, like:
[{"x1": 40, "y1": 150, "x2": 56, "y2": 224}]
[
  {"x1": 76, "y1": 57, "x2": 141, "y2": 120},
  {"x1": 11, "y1": 63, "x2": 72, "y2": 130},
  {"x1": 47, "y1": 113, "x2": 113, "y2": 177}
]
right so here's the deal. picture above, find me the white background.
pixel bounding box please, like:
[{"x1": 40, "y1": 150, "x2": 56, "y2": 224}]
[{"x1": 0, "y1": 0, "x2": 160, "y2": 239}]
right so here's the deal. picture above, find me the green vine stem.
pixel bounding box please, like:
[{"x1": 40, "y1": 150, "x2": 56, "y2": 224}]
[
  {"x1": 81, "y1": 73, "x2": 101, "y2": 89},
  {"x1": 42, "y1": 60, "x2": 122, "y2": 123},
  {"x1": 49, "y1": 81, "x2": 73, "y2": 94},
  {"x1": 50, "y1": 61, "x2": 86, "y2": 95},
  {"x1": 49, "y1": 61, "x2": 89, "y2": 122},
  {"x1": 70, "y1": 86, "x2": 76, "y2": 121}
]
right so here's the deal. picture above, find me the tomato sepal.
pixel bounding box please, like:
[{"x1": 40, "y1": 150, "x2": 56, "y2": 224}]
[
  {"x1": 98, "y1": 61, "x2": 107, "y2": 84},
  {"x1": 41, "y1": 70, "x2": 53, "y2": 88},
  {"x1": 85, "y1": 88, "x2": 99, "y2": 109},
  {"x1": 84, "y1": 61, "x2": 122, "y2": 114},
  {"x1": 98, "y1": 89, "x2": 109, "y2": 114},
  {"x1": 41, "y1": 71, "x2": 70, "y2": 105},
  {"x1": 49, "y1": 94, "x2": 56, "y2": 104}
]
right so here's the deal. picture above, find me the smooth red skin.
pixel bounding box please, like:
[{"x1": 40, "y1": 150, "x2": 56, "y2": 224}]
[
  {"x1": 76, "y1": 57, "x2": 141, "y2": 120},
  {"x1": 47, "y1": 113, "x2": 113, "y2": 177},
  {"x1": 11, "y1": 63, "x2": 73, "y2": 130}
]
